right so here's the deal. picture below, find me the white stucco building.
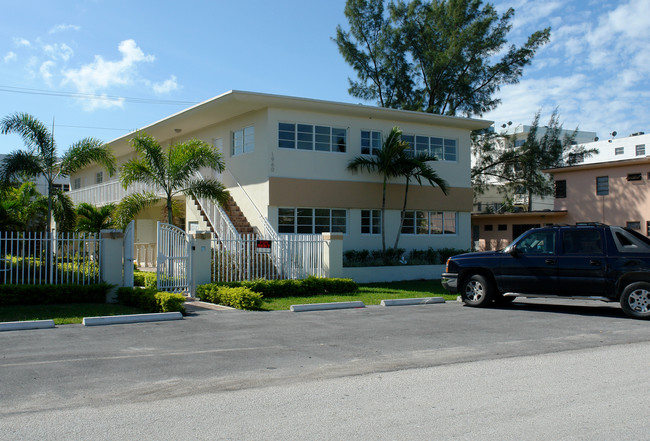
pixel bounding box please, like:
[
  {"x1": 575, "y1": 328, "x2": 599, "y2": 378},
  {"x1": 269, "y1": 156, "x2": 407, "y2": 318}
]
[{"x1": 69, "y1": 90, "x2": 491, "y2": 254}]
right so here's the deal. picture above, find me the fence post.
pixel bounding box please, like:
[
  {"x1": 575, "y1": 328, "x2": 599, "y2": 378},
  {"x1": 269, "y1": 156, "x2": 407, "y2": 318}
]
[
  {"x1": 321, "y1": 232, "x2": 343, "y2": 278},
  {"x1": 100, "y1": 229, "x2": 124, "y2": 303},
  {"x1": 190, "y1": 231, "x2": 212, "y2": 297}
]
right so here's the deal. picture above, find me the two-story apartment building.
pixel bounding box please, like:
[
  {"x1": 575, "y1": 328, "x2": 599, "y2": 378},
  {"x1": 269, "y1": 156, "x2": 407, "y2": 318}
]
[{"x1": 69, "y1": 90, "x2": 491, "y2": 253}]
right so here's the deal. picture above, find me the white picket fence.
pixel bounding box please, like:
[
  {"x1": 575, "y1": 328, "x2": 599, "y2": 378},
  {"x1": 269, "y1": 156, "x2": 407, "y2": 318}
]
[
  {"x1": 212, "y1": 234, "x2": 324, "y2": 282},
  {"x1": 0, "y1": 231, "x2": 102, "y2": 285}
]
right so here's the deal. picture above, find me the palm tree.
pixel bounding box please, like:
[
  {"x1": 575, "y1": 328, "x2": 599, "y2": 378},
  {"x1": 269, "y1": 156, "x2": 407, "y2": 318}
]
[
  {"x1": 0, "y1": 113, "x2": 116, "y2": 232},
  {"x1": 76, "y1": 203, "x2": 116, "y2": 234},
  {"x1": 347, "y1": 127, "x2": 407, "y2": 253},
  {"x1": 114, "y1": 133, "x2": 229, "y2": 228},
  {"x1": 393, "y1": 152, "x2": 448, "y2": 249}
]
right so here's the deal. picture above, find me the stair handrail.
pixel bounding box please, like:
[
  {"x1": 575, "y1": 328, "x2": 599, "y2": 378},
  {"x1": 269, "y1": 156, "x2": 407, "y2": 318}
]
[
  {"x1": 223, "y1": 170, "x2": 279, "y2": 241},
  {"x1": 193, "y1": 172, "x2": 240, "y2": 242}
]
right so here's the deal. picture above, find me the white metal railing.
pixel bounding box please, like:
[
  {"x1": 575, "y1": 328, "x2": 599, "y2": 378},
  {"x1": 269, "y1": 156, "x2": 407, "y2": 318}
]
[
  {"x1": 225, "y1": 170, "x2": 277, "y2": 239},
  {"x1": 68, "y1": 179, "x2": 166, "y2": 206},
  {"x1": 211, "y1": 233, "x2": 323, "y2": 282},
  {"x1": 0, "y1": 231, "x2": 102, "y2": 285},
  {"x1": 157, "y1": 222, "x2": 191, "y2": 294}
]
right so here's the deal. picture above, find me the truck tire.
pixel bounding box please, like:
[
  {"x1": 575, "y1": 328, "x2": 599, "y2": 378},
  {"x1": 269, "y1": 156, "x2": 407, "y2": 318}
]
[
  {"x1": 620, "y1": 282, "x2": 650, "y2": 320},
  {"x1": 460, "y1": 274, "x2": 494, "y2": 307}
]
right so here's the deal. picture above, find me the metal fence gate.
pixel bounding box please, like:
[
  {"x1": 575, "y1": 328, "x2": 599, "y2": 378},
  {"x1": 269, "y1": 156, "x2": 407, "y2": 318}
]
[{"x1": 157, "y1": 222, "x2": 192, "y2": 294}]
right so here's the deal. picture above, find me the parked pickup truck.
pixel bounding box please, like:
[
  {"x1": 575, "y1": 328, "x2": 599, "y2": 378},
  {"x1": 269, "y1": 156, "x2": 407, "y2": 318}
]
[{"x1": 442, "y1": 224, "x2": 650, "y2": 319}]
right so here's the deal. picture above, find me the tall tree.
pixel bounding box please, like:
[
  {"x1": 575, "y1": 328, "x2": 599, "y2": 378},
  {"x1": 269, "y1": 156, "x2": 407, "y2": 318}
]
[
  {"x1": 393, "y1": 152, "x2": 448, "y2": 248},
  {"x1": 348, "y1": 127, "x2": 410, "y2": 254},
  {"x1": 335, "y1": 0, "x2": 550, "y2": 116},
  {"x1": 76, "y1": 203, "x2": 116, "y2": 234},
  {"x1": 0, "y1": 113, "x2": 116, "y2": 232},
  {"x1": 471, "y1": 110, "x2": 597, "y2": 211},
  {"x1": 114, "y1": 133, "x2": 229, "y2": 228}
]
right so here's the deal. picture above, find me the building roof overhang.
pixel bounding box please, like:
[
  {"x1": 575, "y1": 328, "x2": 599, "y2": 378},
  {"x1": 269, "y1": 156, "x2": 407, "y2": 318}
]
[
  {"x1": 107, "y1": 90, "x2": 493, "y2": 151},
  {"x1": 544, "y1": 156, "x2": 650, "y2": 174}
]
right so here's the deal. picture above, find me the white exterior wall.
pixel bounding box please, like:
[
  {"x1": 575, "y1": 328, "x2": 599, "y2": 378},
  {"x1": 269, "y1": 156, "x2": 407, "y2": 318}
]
[{"x1": 580, "y1": 133, "x2": 650, "y2": 165}]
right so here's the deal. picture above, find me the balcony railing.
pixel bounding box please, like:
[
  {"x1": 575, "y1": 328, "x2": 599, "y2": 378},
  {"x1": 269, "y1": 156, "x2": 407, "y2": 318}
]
[{"x1": 69, "y1": 180, "x2": 166, "y2": 206}]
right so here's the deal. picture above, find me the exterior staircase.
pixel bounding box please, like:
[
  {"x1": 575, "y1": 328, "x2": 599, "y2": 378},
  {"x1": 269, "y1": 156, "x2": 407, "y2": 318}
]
[{"x1": 193, "y1": 196, "x2": 254, "y2": 236}]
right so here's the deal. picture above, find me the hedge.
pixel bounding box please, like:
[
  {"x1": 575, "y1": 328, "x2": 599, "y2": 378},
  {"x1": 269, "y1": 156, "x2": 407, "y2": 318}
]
[
  {"x1": 343, "y1": 247, "x2": 469, "y2": 267},
  {"x1": 117, "y1": 287, "x2": 186, "y2": 314},
  {"x1": 0, "y1": 283, "x2": 112, "y2": 306},
  {"x1": 200, "y1": 276, "x2": 358, "y2": 299},
  {"x1": 133, "y1": 271, "x2": 157, "y2": 289},
  {"x1": 196, "y1": 285, "x2": 263, "y2": 310}
]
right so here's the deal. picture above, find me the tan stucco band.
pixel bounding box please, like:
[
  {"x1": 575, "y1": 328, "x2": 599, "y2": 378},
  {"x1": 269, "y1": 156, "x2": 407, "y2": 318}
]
[
  {"x1": 471, "y1": 210, "x2": 568, "y2": 221},
  {"x1": 269, "y1": 177, "x2": 473, "y2": 211}
]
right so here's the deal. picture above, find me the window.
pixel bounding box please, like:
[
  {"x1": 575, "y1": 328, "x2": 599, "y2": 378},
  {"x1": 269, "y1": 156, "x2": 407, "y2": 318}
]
[
  {"x1": 96, "y1": 172, "x2": 103, "y2": 184},
  {"x1": 498, "y1": 224, "x2": 508, "y2": 231},
  {"x1": 361, "y1": 130, "x2": 382, "y2": 155},
  {"x1": 484, "y1": 224, "x2": 493, "y2": 232},
  {"x1": 514, "y1": 139, "x2": 525, "y2": 147},
  {"x1": 569, "y1": 152, "x2": 585, "y2": 163},
  {"x1": 596, "y1": 176, "x2": 609, "y2": 195},
  {"x1": 73, "y1": 178, "x2": 81, "y2": 190},
  {"x1": 401, "y1": 211, "x2": 457, "y2": 235},
  {"x1": 361, "y1": 209, "x2": 381, "y2": 234},
  {"x1": 627, "y1": 221, "x2": 641, "y2": 230},
  {"x1": 516, "y1": 231, "x2": 555, "y2": 255},
  {"x1": 636, "y1": 144, "x2": 646, "y2": 156},
  {"x1": 615, "y1": 147, "x2": 624, "y2": 155},
  {"x1": 627, "y1": 173, "x2": 642, "y2": 181},
  {"x1": 401, "y1": 134, "x2": 457, "y2": 161},
  {"x1": 278, "y1": 123, "x2": 346, "y2": 152},
  {"x1": 233, "y1": 126, "x2": 254, "y2": 156},
  {"x1": 562, "y1": 230, "x2": 604, "y2": 254},
  {"x1": 555, "y1": 180, "x2": 567, "y2": 198},
  {"x1": 278, "y1": 208, "x2": 347, "y2": 234}
]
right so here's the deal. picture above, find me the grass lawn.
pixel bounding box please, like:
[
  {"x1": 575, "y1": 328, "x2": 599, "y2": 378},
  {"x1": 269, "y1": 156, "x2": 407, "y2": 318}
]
[
  {"x1": 262, "y1": 279, "x2": 456, "y2": 311},
  {"x1": 0, "y1": 303, "x2": 148, "y2": 325}
]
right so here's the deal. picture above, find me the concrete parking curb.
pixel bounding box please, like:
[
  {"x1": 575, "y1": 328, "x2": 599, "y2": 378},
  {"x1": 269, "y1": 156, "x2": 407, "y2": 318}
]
[
  {"x1": 290, "y1": 301, "x2": 366, "y2": 312},
  {"x1": 380, "y1": 297, "x2": 445, "y2": 306},
  {"x1": 0, "y1": 320, "x2": 56, "y2": 332},
  {"x1": 82, "y1": 312, "x2": 183, "y2": 326}
]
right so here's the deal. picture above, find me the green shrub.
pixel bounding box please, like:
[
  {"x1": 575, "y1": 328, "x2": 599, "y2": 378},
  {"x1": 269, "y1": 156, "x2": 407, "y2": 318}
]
[
  {"x1": 133, "y1": 271, "x2": 157, "y2": 288},
  {"x1": 199, "y1": 277, "x2": 358, "y2": 300},
  {"x1": 117, "y1": 287, "x2": 185, "y2": 314},
  {"x1": 0, "y1": 283, "x2": 111, "y2": 306},
  {"x1": 197, "y1": 285, "x2": 263, "y2": 310},
  {"x1": 343, "y1": 247, "x2": 468, "y2": 266}
]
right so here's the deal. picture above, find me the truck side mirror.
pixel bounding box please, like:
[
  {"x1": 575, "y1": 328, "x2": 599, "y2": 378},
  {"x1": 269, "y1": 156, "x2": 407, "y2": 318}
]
[{"x1": 508, "y1": 247, "x2": 520, "y2": 257}]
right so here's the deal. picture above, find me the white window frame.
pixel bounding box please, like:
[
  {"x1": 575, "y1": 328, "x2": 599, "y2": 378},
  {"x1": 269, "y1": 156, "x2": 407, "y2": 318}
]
[
  {"x1": 401, "y1": 211, "x2": 457, "y2": 235},
  {"x1": 96, "y1": 172, "x2": 103, "y2": 185},
  {"x1": 233, "y1": 126, "x2": 254, "y2": 156},
  {"x1": 278, "y1": 207, "x2": 348, "y2": 234},
  {"x1": 636, "y1": 144, "x2": 646, "y2": 156},
  {"x1": 277, "y1": 122, "x2": 347, "y2": 153},
  {"x1": 361, "y1": 130, "x2": 382, "y2": 155},
  {"x1": 73, "y1": 177, "x2": 81, "y2": 190},
  {"x1": 402, "y1": 134, "x2": 458, "y2": 161},
  {"x1": 361, "y1": 209, "x2": 381, "y2": 235}
]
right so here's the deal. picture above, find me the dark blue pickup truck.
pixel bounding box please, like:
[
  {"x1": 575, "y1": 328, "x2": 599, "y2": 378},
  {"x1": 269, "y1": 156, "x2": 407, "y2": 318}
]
[{"x1": 442, "y1": 224, "x2": 650, "y2": 319}]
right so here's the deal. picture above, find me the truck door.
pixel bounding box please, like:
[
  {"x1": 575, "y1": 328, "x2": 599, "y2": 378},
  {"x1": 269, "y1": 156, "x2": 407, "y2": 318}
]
[
  {"x1": 556, "y1": 229, "x2": 607, "y2": 296},
  {"x1": 497, "y1": 229, "x2": 558, "y2": 294}
]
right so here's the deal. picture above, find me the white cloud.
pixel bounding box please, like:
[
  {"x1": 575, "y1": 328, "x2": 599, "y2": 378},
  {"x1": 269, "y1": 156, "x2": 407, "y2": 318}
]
[
  {"x1": 39, "y1": 60, "x2": 55, "y2": 84},
  {"x1": 152, "y1": 75, "x2": 179, "y2": 94},
  {"x1": 13, "y1": 38, "x2": 31, "y2": 47},
  {"x1": 4, "y1": 51, "x2": 17, "y2": 63},
  {"x1": 44, "y1": 43, "x2": 74, "y2": 61},
  {"x1": 49, "y1": 24, "x2": 81, "y2": 34},
  {"x1": 62, "y1": 39, "x2": 155, "y2": 110}
]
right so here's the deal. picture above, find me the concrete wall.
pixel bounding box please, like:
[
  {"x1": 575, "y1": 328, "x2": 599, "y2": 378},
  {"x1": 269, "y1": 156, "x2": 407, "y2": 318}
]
[{"x1": 342, "y1": 265, "x2": 445, "y2": 283}]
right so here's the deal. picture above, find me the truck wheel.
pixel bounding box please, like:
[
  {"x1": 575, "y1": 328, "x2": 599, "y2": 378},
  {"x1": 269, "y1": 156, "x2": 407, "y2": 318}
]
[
  {"x1": 461, "y1": 274, "x2": 493, "y2": 307},
  {"x1": 620, "y1": 282, "x2": 650, "y2": 320}
]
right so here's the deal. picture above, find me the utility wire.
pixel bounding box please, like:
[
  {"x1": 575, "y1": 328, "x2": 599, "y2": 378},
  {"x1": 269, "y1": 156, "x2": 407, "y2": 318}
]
[{"x1": 0, "y1": 85, "x2": 201, "y2": 106}]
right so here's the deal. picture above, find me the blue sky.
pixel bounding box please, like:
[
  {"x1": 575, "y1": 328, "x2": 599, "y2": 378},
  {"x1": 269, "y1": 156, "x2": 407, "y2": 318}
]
[{"x1": 1, "y1": 0, "x2": 648, "y2": 155}]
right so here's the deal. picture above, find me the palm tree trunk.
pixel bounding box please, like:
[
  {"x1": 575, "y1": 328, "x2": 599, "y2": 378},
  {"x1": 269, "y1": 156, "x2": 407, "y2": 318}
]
[
  {"x1": 394, "y1": 178, "x2": 410, "y2": 249},
  {"x1": 167, "y1": 196, "x2": 173, "y2": 224}
]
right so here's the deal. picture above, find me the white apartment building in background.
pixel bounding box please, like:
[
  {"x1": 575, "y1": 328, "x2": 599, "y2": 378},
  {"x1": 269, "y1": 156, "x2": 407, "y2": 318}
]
[
  {"x1": 0, "y1": 154, "x2": 70, "y2": 195},
  {"x1": 69, "y1": 90, "x2": 491, "y2": 252}
]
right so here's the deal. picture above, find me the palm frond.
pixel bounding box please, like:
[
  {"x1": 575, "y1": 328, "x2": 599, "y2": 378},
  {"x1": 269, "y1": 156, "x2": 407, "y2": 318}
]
[
  {"x1": 0, "y1": 150, "x2": 44, "y2": 184},
  {"x1": 169, "y1": 139, "x2": 225, "y2": 187},
  {"x1": 0, "y1": 112, "x2": 55, "y2": 158},
  {"x1": 129, "y1": 133, "x2": 167, "y2": 184},
  {"x1": 52, "y1": 190, "x2": 76, "y2": 232},
  {"x1": 60, "y1": 137, "x2": 116, "y2": 177},
  {"x1": 113, "y1": 192, "x2": 161, "y2": 230},
  {"x1": 183, "y1": 178, "x2": 230, "y2": 207},
  {"x1": 120, "y1": 159, "x2": 163, "y2": 189}
]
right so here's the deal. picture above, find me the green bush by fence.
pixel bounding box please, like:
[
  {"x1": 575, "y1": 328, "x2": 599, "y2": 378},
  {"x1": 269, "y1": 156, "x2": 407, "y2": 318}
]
[
  {"x1": 116, "y1": 287, "x2": 186, "y2": 314},
  {"x1": 199, "y1": 276, "x2": 358, "y2": 301},
  {"x1": 343, "y1": 247, "x2": 468, "y2": 267},
  {"x1": 196, "y1": 285, "x2": 263, "y2": 310},
  {"x1": 0, "y1": 283, "x2": 111, "y2": 306},
  {"x1": 133, "y1": 271, "x2": 157, "y2": 288}
]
